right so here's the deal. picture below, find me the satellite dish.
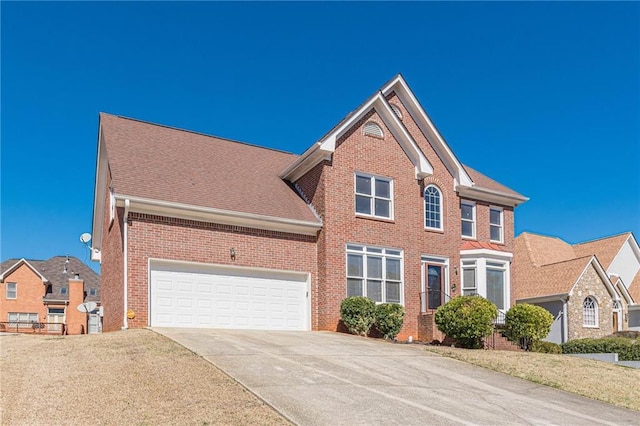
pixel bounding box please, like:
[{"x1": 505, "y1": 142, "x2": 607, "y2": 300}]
[
  {"x1": 80, "y1": 233, "x2": 92, "y2": 244},
  {"x1": 77, "y1": 301, "x2": 97, "y2": 313}
]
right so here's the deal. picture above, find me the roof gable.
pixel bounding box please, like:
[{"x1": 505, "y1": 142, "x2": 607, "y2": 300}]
[
  {"x1": 0, "y1": 258, "x2": 48, "y2": 283},
  {"x1": 573, "y1": 232, "x2": 632, "y2": 269}
]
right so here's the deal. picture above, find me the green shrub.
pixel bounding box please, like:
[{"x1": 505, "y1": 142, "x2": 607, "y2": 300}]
[
  {"x1": 606, "y1": 331, "x2": 640, "y2": 339},
  {"x1": 434, "y1": 296, "x2": 498, "y2": 349},
  {"x1": 531, "y1": 340, "x2": 562, "y2": 354},
  {"x1": 561, "y1": 337, "x2": 640, "y2": 361},
  {"x1": 374, "y1": 303, "x2": 405, "y2": 340},
  {"x1": 340, "y1": 296, "x2": 376, "y2": 336},
  {"x1": 504, "y1": 304, "x2": 554, "y2": 350}
]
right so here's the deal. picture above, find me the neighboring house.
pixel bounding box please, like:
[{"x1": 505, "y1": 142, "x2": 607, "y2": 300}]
[
  {"x1": 91, "y1": 74, "x2": 527, "y2": 341},
  {"x1": 513, "y1": 232, "x2": 640, "y2": 343},
  {"x1": 0, "y1": 256, "x2": 101, "y2": 335}
]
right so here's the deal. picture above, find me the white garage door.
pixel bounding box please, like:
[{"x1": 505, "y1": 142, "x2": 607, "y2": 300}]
[{"x1": 150, "y1": 263, "x2": 309, "y2": 331}]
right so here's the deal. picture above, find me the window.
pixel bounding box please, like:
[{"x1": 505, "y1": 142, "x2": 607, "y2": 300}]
[
  {"x1": 461, "y1": 261, "x2": 477, "y2": 296},
  {"x1": 461, "y1": 200, "x2": 476, "y2": 238},
  {"x1": 490, "y1": 207, "x2": 503, "y2": 243},
  {"x1": 346, "y1": 244, "x2": 403, "y2": 304},
  {"x1": 6, "y1": 282, "x2": 16, "y2": 299},
  {"x1": 486, "y1": 262, "x2": 506, "y2": 310},
  {"x1": 355, "y1": 173, "x2": 393, "y2": 219},
  {"x1": 60, "y1": 287, "x2": 68, "y2": 295},
  {"x1": 583, "y1": 297, "x2": 598, "y2": 327},
  {"x1": 89, "y1": 288, "x2": 97, "y2": 296},
  {"x1": 424, "y1": 185, "x2": 442, "y2": 230},
  {"x1": 8, "y1": 312, "x2": 38, "y2": 328},
  {"x1": 363, "y1": 121, "x2": 384, "y2": 138}
]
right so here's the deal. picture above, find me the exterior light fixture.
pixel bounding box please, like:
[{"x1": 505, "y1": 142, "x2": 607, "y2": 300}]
[{"x1": 230, "y1": 248, "x2": 236, "y2": 261}]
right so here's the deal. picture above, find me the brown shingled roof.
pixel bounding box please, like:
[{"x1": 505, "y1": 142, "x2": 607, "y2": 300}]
[
  {"x1": 518, "y1": 232, "x2": 576, "y2": 267},
  {"x1": 100, "y1": 113, "x2": 319, "y2": 224},
  {"x1": 628, "y1": 273, "x2": 640, "y2": 304},
  {"x1": 573, "y1": 232, "x2": 631, "y2": 270},
  {"x1": 463, "y1": 165, "x2": 525, "y2": 199}
]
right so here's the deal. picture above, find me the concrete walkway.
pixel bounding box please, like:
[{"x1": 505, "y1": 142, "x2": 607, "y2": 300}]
[{"x1": 154, "y1": 329, "x2": 639, "y2": 425}]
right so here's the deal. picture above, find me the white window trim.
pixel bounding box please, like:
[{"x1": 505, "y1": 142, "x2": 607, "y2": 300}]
[
  {"x1": 354, "y1": 172, "x2": 394, "y2": 220},
  {"x1": 583, "y1": 296, "x2": 599, "y2": 328},
  {"x1": 461, "y1": 260, "x2": 478, "y2": 296},
  {"x1": 461, "y1": 200, "x2": 476, "y2": 239},
  {"x1": 459, "y1": 254, "x2": 511, "y2": 312},
  {"x1": 424, "y1": 184, "x2": 444, "y2": 231},
  {"x1": 490, "y1": 206, "x2": 504, "y2": 244},
  {"x1": 109, "y1": 187, "x2": 116, "y2": 224},
  {"x1": 420, "y1": 255, "x2": 449, "y2": 312},
  {"x1": 6, "y1": 282, "x2": 17, "y2": 299},
  {"x1": 346, "y1": 244, "x2": 404, "y2": 305}
]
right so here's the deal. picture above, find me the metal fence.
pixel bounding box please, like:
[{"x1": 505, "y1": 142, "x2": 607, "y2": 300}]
[{"x1": 0, "y1": 321, "x2": 66, "y2": 335}]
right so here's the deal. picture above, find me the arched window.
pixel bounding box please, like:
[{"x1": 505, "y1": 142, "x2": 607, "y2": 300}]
[
  {"x1": 424, "y1": 185, "x2": 442, "y2": 230},
  {"x1": 363, "y1": 121, "x2": 384, "y2": 138},
  {"x1": 583, "y1": 296, "x2": 598, "y2": 327}
]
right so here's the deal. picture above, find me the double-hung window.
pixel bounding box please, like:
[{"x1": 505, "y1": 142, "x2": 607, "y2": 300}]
[
  {"x1": 8, "y1": 312, "x2": 38, "y2": 328},
  {"x1": 355, "y1": 173, "x2": 393, "y2": 219},
  {"x1": 346, "y1": 245, "x2": 402, "y2": 304},
  {"x1": 490, "y1": 207, "x2": 503, "y2": 243},
  {"x1": 6, "y1": 282, "x2": 17, "y2": 299},
  {"x1": 461, "y1": 200, "x2": 475, "y2": 238},
  {"x1": 461, "y1": 261, "x2": 477, "y2": 296}
]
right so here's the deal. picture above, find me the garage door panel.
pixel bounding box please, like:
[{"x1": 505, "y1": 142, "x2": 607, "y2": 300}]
[{"x1": 151, "y1": 266, "x2": 308, "y2": 330}]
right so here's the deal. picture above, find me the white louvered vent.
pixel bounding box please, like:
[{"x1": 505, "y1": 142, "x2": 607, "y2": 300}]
[
  {"x1": 390, "y1": 104, "x2": 403, "y2": 120},
  {"x1": 363, "y1": 121, "x2": 383, "y2": 138}
]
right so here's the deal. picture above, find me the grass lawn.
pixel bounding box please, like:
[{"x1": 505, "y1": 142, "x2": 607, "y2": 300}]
[
  {"x1": 0, "y1": 329, "x2": 288, "y2": 425},
  {"x1": 427, "y1": 345, "x2": 640, "y2": 412}
]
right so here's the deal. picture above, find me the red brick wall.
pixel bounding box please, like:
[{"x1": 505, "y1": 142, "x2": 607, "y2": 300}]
[
  {"x1": 293, "y1": 93, "x2": 517, "y2": 341},
  {"x1": 124, "y1": 214, "x2": 318, "y2": 329},
  {"x1": 0, "y1": 264, "x2": 48, "y2": 323},
  {"x1": 100, "y1": 171, "x2": 125, "y2": 332},
  {"x1": 66, "y1": 279, "x2": 87, "y2": 335}
]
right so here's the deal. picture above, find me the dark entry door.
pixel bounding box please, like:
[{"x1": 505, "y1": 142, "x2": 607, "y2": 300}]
[{"x1": 427, "y1": 265, "x2": 442, "y2": 309}]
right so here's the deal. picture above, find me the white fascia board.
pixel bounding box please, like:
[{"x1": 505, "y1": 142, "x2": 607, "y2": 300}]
[
  {"x1": 456, "y1": 185, "x2": 529, "y2": 207},
  {"x1": 460, "y1": 249, "x2": 513, "y2": 259},
  {"x1": 615, "y1": 279, "x2": 634, "y2": 305},
  {"x1": 569, "y1": 257, "x2": 618, "y2": 299},
  {"x1": 517, "y1": 293, "x2": 569, "y2": 304},
  {"x1": 91, "y1": 125, "x2": 108, "y2": 262},
  {"x1": 387, "y1": 76, "x2": 473, "y2": 187},
  {"x1": 376, "y1": 95, "x2": 433, "y2": 178},
  {"x1": 115, "y1": 194, "x2": 322, "y2": 236},
  {"x1": 0, "y1": 258, "x2": 48, "y2": 283}
]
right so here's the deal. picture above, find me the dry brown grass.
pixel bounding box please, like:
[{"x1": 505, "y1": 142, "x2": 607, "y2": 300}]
[
  {"x1": 0, "y1": 329, "x2": 289, "y2": 425},
  {"x1": 427, "y1": 346, "x2": 640, "y2": 412}
]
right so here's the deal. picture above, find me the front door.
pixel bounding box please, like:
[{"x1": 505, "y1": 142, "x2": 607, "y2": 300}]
[{"x1": 427, "y1": 265, "x2": 442, "y2": 310}]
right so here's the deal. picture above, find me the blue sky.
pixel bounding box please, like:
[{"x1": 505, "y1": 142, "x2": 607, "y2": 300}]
[{"x1": 2, "y1": 2, "x2": 639, "y2": 273}]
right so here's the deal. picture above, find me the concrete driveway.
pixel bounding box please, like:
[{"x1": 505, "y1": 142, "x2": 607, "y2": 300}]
[{"x1": 154, "y1": 329, "x2": 638, "y2": 425}]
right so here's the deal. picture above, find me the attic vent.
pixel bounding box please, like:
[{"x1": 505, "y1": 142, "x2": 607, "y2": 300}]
[
  {"x1": 363, "y1": 121, "x2": 383, "y2": 138},
  {"x1": 390, "y1": 104, "x2": 403, "y2": 120}
]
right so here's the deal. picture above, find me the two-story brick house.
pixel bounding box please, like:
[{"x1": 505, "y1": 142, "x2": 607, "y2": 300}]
[
  {"x1": 0, "y1": 256, "x2": 101, "y2": 334},
  {"x1": 92, "y1": 75, "x2": 527, "y2": 341}
]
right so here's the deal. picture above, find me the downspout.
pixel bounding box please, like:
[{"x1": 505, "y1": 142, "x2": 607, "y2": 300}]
[
  {"x1": 562, "y1": 297, "x2": 569, "y2": 343},
  {"x1": 122, "y1": 199, "x2": 130, "y2": 330}
]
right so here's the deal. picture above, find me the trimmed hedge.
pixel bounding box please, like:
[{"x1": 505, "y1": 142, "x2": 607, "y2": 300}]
[
  {"x1": 531, "y1": 340, "x2": 562, "y2": 354},
  {"x1": 340, "y1": 296, "x2": 376, "y2": 336},
  {"x1": 434, "y1": 295, "x2": 497, "y2": 349},
  {"x1": 561, "y1": 337, "x2": 640, "y2": 361},
  {"x1": 504, "y1": 304, "x2": 554, "y2": 350},
  {"x1": 374, "y1": 303, "x2": 405, "y2": 340}
]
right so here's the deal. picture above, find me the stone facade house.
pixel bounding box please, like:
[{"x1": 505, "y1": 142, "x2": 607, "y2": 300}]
[
  {"x1": 513, "y1": 232, "x2": 639, "y2": 343},
  {"x1": 0, "y1": 256, "x2": 101, "y2": 334},
  {"x1": 91, "y1": 75, "x2": 527, "y2": 341}
]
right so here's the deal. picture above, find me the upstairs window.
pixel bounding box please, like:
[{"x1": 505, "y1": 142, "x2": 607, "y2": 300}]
[
  {"x1": 89, "y1": 288, "x2": 97, "y2": 296},
  {"x1": 490, "y1": 206, "x2": 503, "y2": 243},
  {"x1": 6, "y1": 282, "x2": 17, "y2": 299},
  {"x1": 363, "y1": 121, "x2": 384, "y2": 138},
  {"x1": 355, "y1": 173, "x2": 393, "y2": 219},
  {"x1": 60, "y1": 287, "x2": 68, "y2": 296},
  {"x1": 424, "y1": 185, "x2": 443, "y2": 230},
  {"x1": 583, "y1": 297, "x2": 598, "y2": 327},
  {"x1": 461, "y1": 200, "x2": 476, "y2": 238}
]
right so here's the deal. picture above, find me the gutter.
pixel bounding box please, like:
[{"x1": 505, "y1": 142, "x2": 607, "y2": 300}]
[{"x1": 122, "y1": 199, "x2": 130, "y2": 330}]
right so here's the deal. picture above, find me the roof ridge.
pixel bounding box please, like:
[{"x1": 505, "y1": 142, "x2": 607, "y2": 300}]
[
  {"x1": 573, "y1": 231, "x2": 631, "y2": 246},
  {"x1": 539, "y1": 254, "x2": 593, "y2": 268},
  {"x1": 518, "y1": 231, "x2": 567, "y2": 242},
  {"x1": 100, "y1": 112, "x2": 298, "y2": 156}
]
